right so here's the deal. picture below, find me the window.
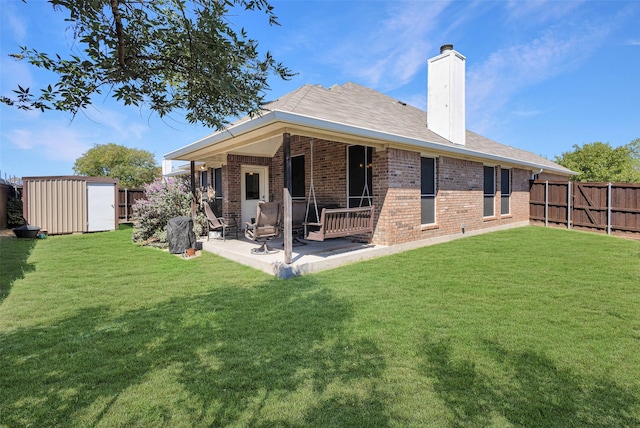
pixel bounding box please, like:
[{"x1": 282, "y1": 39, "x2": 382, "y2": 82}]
[
  {"x1": 421, "y1": 157, "x2": 436, "y2": 224},
  {"x1": 245, "y1": 172, "x2": 260, "y2": 200},
  {"x1": 214, "y1": 168, "x2": 223, "y2": 198},
  {"x1": 348, "y1": 145, "x2": 373, "y2": 207},
  {"x1": 483, "y1": 166, "x2": 495, "y2": 217},
  {"x1": 199, "y1": 169, "x2": 208, "y2": 190},
  {"x1": 501, "y1": 168, "x2": 511, "y2": 215},
  {"x1": 213, "y1": 168, "x2": 223, "y2": 214},
  {"x1": 291, "y1": 155, "x2": 305, "y2": 199}
]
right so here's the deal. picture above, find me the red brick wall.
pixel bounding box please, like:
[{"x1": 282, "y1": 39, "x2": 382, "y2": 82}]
[
  {"x1": 436, "y1": 156, "x2": 484, "y2": 237},
  {"x1": 510, "y1": 167, "x2": 532, "y2": 221},
  {"x1": 372, "y1": 152, "x2": 535, "y2": 245},
  {"x1": 373, "y1": 148, "x2": 421, "y2": 245},
  {"x1": 220, "y1": 138, "x2": 535, "y2": 246},
  {"x1": 271, "y1": 136, "x2": 348, "y2": 208},
  {"x1": 223, "y1": 155, "x2": 271, "y2": 220}
]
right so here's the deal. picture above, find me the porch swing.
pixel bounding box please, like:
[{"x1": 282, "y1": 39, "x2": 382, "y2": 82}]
[{"x1": 302, "y1": 139, "x2": 375, "y2": 242}]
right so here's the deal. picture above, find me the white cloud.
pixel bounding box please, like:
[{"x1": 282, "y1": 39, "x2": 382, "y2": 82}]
[
  {"x1": 1, "y1": 3, "x2": 27, "y2": 42},
  {"x1": 0, "y1": 56, "x2": 36, "y2": 96},
  {"x1": 512, "y1": 108, "x2": 544, "y2": 118},
  {"x1": 81, "y1": 105, "x2": 150, "y2": 141},
  {"x1": 505, "y1": 0, "x2": 584, "y2": 24},
  {"x1": 326, "y1": 1, "x2": 452, "y2": 90},
  {"x1": 466, "y1": 18, "x2": 615, "y2": 133},
  {"x1": 4, "y1": 123, "x2": 92, "y2": 162}
]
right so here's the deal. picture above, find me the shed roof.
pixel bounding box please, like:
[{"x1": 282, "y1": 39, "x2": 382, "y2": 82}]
[{"x1": 166, "y1": 82, "x2": 574, "y2": 175}]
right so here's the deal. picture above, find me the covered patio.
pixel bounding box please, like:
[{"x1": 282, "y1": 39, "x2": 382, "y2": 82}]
[
  {"x1": 199, "y1": 234, "x2": 384, "y2": 278},
  {"x1": 196, "y1": 220, "x2": 528, "y2": 278},
  {"x1": 164, "y1": 89, "x2": 393, "y2": 269}
]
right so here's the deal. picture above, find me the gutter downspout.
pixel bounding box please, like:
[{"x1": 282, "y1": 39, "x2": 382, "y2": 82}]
[{"x1": 531, "y1": 168, "x2": 543, "y2": 180}]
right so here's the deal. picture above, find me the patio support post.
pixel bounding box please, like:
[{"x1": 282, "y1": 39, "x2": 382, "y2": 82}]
[
  {"x1": 190, "y1": 161, "x2": 197, "y2": 218},
  {"x1": 283, "y1": 133, "x2": 293, "y2": 264}
]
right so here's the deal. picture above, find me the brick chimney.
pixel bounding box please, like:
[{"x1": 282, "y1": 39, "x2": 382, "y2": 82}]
[{"x1": 427, "y1": 44, "x2": 466, "y2": 145}]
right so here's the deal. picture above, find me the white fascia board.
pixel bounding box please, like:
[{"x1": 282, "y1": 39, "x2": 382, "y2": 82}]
[
  {"x1": 164, "y1": 109, "x2": 574, "y2": 175},
  {"x1": 274, "y1": 111, "x2": 574, "y2": 175},
  {"x1": 163, "y1": 114, "x2": 274, "y2": 160},
  {"x1": 405, "y1": 139, "x2": 576, "y2": 175}
]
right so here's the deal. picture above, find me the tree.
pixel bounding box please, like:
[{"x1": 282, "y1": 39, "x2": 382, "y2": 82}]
[
  {"x1": 1, "y1": 0, "x2": 293, "y2": 129},
  {"x1": 555, "y1": 139, "x2": 640, "y2": 182},
  {"x1": 73, "y1": 143, "x2": 160, "y2": 188}
]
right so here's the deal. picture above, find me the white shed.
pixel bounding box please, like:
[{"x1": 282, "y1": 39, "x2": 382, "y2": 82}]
[{"x1": 23, "y1": 176, "x2": 119, "y2": 234}]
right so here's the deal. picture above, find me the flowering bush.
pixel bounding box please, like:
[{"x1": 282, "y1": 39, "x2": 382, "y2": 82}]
[{"x1": 132, "y1": 177, "x2": 205, "y2": 247}]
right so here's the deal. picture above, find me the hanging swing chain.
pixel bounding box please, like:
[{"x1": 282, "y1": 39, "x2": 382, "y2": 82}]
[
  {"x1": 305, "y1": 138, "x2": 320, "y2": 224},
  {"x1": 359, "y1": 146, "x2": 371, "y2": 207},
  {"x1": 303, "y1": 139, "x2": 370, "y2": 220}
]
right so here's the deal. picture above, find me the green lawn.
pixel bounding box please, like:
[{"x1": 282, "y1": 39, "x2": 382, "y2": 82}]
[{"x1": 1, "y1": 225, "x2": 639, "y2": 427}]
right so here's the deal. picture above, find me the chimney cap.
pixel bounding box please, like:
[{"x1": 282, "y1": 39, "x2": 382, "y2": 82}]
[{"x1": 440, "y1": 44, "x2": 454, "y2": 53}]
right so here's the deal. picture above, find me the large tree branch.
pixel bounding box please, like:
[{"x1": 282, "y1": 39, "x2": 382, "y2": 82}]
[{"x1": 110, "y1": 0, "x2": 126, "y2": 69}]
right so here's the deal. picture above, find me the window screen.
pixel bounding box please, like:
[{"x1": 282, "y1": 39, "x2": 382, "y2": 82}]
[
  {"x1": 291, "y1": 155, "x2": 305, "y2": 199},
  {"x1": 199, "y1": 170, "x2": 208, "y2": 190},
  {"x1": 421, "y1": 157, "x2": 436, "y2": 224},
  {"x1": 348, "y1": 145, "x2": 373, "y2": 207},
  {"x1": 214, "y1": 168, "x2": 222, "y2": 197},
  {"x1": 484, "y1": 166, "x2": 495, "y2": 217},
  {"x1": 213, "y1": 168, "x2": 223, "y2": 215},
  {"x1": 501, "y1": 168, "x2": 510, "y2": 215}
]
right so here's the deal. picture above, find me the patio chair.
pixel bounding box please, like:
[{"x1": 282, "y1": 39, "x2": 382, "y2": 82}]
[
  {"x1": 291, "y1": 200, "x2": 308, "y2": 243},
  {"x1": 204, "y1": 202, "x2": 227, "y2": 241},
  {"x1": 245, "y1": 201, "x2": 281, "y2": 254}
]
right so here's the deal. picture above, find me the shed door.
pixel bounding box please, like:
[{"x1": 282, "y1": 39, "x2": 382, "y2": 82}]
[{"x1": 87, "y1": 183, "x2": 116, "y2": 232}]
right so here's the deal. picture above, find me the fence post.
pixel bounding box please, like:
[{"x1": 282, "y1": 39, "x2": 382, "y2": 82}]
[
  {"x1": 125, "y1": 188, "x2": 129, "y2": 222},
  {"x1": 545, "y1": 180, "x2": 549, "y2": 227},
  {"x1": 607, "y1": 182, "x2": 612, "y2": 235},
  {"x1": 567, "y1": 181, "x2": 571, "y2": 229}
]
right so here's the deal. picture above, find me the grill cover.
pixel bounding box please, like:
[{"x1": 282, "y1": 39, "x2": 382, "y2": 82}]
[{"x1": 167, "y1": 216, "x2": 196, "y2": 254}]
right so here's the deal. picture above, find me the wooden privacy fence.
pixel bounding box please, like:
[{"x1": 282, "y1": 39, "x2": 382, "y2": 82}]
[
  {"x1": 530, "y1": 180, "x2": 640, "y2": 237},
  {"x1": 118, "y1": 188, "x2": 145, "y2": 222}
]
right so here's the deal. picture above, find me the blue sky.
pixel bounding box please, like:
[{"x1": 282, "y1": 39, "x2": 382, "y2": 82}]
[{"x1": 1, "y1": 0, "x2": 639, "y2": 179}]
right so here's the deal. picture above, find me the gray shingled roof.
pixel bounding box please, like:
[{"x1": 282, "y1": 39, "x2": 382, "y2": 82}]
[
  {"x1": 261, "y1": 82, "x2": 571, "y2": 174},
  {"x1": 168, "y1": 82, "x2": 573, "y2": 175}
]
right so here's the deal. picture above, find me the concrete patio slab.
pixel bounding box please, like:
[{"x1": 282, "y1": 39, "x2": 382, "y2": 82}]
[
  {"x1": 200, "y1": 221, "x2": 529, "y2": 278},
  {"x1": 200, "y1": 235, "x2": 383, "y2": 278}
]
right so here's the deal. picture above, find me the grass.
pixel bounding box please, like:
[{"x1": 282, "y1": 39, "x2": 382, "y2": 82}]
[{"x1": 1, "y1": 224, "x2": 639, "y2": 427}]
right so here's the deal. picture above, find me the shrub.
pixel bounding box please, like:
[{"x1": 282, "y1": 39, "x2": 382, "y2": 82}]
[
  {"x1": 7, "y1": 198, "x2": 23, "y2": 228},
  {"x1": 132, "y1": 177, "x2": 204, "y2": 247}
]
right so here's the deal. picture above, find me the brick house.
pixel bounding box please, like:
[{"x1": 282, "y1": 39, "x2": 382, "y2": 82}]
[{"x1": 164, "y1": 45, "x2": 573, "y2": 250}]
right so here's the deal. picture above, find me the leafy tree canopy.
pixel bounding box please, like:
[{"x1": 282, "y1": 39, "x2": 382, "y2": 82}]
[
  {"x1": 1, "y1": 0, "x2": 293, "y2": 129},
  {"x1": 73, "y1": 143, "x2": 160, "y2": 188},
  {"x1": 555, "y1": 139, "x2": 640, "y2": 183}
]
